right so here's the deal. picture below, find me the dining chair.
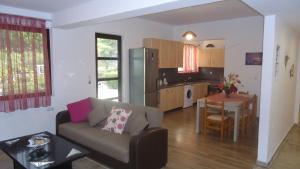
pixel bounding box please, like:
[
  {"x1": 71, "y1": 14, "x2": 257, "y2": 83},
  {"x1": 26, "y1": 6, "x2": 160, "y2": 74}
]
[
  {"x1": 226, "y1": 97, "x2": 251, "y2": 136},
  {"x1": 204, "y1": 99, "x2": 231, "y2": 141},
  {"x1": 240, "y1": 99, "x2": 250, "y2": 134},
  {"x1": 248, "y1": 95, "x2": 257, "y2": 127}
]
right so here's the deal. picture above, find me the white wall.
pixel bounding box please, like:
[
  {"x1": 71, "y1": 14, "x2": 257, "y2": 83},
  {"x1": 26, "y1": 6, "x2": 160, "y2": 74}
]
[
  {"x1": 257, "y1": 15, "x2": 276, "y2": 164},
  {"x1": 0, "y1": 18, "x2": 173, "y2": 141},
  {"x1": 294, "y1": 43, "x2": 300, "y2": 124},
  {"x1": 172, "y1": 16, "x2": 264, "y2": 114},
  {"x1": 257, "y1": 15, "x2": 300, "y2": 164}
]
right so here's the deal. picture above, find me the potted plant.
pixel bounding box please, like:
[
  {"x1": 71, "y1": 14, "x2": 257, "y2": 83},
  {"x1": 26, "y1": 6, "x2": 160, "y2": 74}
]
[{"x1": 218, "y1": 73, "x2": 241, "y2": 97}]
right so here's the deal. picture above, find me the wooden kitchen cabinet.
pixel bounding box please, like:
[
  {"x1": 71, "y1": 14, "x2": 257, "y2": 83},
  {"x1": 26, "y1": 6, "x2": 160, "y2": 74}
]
[
  {"x1": 210, "y1": 49, "x2": 225, "y2": 67},
  {"x1": 159, "y1": 88, "x2": 170, "y2": 112},
  {"x1": 159, "y1": 39, "x2": 170, "y2": 68},
  {"x1": 176, "y1": 42, "x2": 184, "y2": 67},
  {"x1": 175, "y1": 86, "x2": 184, "y2": 107},
  {"x1": 192, "y1": 83, "x2": 208, "y2": 103},
  {"x1": 198, "y1": 48, "x2": 225, "y2": 68},
  {"x1": 144, "y1": 38, "x2": 184, "y2": 68},
  {"x1": 199, "y1": 49, "x2": 211, "y2": 67},
  {"x1": 159, "y1": 86, "x2": 184, "y2": 112}
]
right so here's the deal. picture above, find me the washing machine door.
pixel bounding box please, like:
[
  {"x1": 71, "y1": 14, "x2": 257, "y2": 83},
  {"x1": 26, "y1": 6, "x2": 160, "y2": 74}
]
[
  {"x1": 183, "y1": 85, "x2": 193, "y2": 108},
  {"x1": 187, "y1": 89, "x2": 192, "y2": 99}
]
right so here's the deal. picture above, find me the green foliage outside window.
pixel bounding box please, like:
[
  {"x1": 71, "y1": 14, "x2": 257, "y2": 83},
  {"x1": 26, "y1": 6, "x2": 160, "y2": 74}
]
[{"x1": 97, "y1": 38, "x2": 119, "y2": 89}]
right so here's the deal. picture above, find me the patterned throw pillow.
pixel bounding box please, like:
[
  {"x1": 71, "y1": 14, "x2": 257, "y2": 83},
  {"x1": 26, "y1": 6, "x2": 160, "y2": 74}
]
[{"x1": 102, "y1": 107, "x2": 132, "y2": 134}]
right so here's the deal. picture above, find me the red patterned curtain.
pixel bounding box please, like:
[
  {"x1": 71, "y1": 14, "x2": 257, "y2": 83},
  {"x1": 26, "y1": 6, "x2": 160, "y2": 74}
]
[
  {"x1": 182, "y1": 44, "x2": 199, "y2": 73},
  {"x1": 0, "y1": 13, "x2": 51, "y2": 112}
]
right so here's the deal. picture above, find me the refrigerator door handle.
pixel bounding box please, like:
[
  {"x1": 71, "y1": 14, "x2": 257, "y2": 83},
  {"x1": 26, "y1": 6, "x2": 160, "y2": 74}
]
[{"x1": 156, "y1": 78, "x2": 159, "y2": 105}]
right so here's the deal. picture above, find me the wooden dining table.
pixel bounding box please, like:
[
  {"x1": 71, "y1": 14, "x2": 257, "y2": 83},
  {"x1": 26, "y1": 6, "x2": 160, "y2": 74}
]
[{"x1": 196, "y1": 93, "x2": 252, "y2": 142}]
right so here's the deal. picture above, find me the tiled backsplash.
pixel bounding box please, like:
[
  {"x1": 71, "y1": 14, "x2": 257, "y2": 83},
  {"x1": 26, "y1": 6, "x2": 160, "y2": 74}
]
[
  {"x1": 159, "y1": 67, "x2": 224, "y2": 84},
  {"x1": 198, "y1": 67, "x2": 224, "y2": 81}
]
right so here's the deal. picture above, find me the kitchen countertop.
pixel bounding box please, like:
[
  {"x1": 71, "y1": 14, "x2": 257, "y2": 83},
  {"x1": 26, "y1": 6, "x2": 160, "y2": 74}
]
[{"x1": 159, "y1": 80, "x2": 220, "y2": 89}]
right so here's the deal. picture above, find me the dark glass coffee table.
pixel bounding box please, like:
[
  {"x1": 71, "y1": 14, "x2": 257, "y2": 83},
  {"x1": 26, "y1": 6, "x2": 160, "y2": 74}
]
[{"x1": 0, "y1": 131, "x2": 89, "y2": 169}]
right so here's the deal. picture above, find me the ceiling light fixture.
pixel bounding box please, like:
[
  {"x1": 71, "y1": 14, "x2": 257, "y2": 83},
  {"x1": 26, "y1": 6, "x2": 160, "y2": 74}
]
[{"x1": 182, "y1": 31, "x2": 197, "y2": 41}]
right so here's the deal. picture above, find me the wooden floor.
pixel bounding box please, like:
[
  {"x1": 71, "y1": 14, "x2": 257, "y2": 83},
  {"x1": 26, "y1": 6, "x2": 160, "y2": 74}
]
[
  {"x1": 267, "y1": 126, "x2": 300, "y2": 169},
  {"x1": 162, "y1": 106, "x2": 259, "y2": 169},
  {"x1": 1, "y1": 106, "x2": 299, "y2": 169}
]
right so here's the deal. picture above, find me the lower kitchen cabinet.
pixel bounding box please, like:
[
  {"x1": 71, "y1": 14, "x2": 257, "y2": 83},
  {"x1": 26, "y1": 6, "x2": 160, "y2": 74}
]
[
  {"x1": 159, "y1": 83, "x2": 208, "y2": 112},
  {"x1": 192, "y1": 83, "x2": 208, "y2": 103},
  {"x1": 159, "y1": 86, "x2": 183, "y2": 112}
]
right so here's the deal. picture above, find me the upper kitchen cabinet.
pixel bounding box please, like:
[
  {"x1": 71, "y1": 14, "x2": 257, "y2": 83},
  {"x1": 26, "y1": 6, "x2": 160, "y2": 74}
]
[
  {"x1": 210, "y1": 49, "x2": 225, "y2": 67},
  {"x1": 198, "y1": 48, "x2": 225, "y2": 68},
  {"x1": 176, "y1": 42, "x2": 184, "y2": 67},
  {"x1": 143, "y1": 38, "x2": 183, "y2": 68}
]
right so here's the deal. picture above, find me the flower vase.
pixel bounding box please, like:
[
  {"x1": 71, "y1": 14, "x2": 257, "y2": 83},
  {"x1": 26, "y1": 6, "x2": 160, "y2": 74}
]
[{"x1": 225, "y1": 89, "x2": 231, "y2": 98}]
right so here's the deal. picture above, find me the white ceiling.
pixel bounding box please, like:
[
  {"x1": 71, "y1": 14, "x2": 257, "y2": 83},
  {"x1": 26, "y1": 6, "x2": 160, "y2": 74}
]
[
  {"x1": 243, "y1": 0, "x2": 300, "y2": 33},
  {"x1": 139, "y1": 0, "x2": 260, "y2": 25},
  {"x1": 0, "y1": 0, "x2": 95, "y2": 12}
]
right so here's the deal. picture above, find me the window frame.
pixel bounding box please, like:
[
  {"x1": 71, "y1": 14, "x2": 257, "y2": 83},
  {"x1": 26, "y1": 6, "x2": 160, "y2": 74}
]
[
  {"x1": 95, "y1": 33, "x2": 122, "y2": 101},
  {"x1": 0, "y1": 29, "x2": 52, "y2": 100}
]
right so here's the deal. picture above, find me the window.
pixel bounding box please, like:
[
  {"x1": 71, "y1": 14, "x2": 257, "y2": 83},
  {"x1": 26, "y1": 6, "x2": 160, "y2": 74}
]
[
  {"x1": 178, "y1": 44, "x2": 199, "y2": 73},
  {"x1": 0, "y1": 14, "x2": 51, "y2": 112},
  {"x1": 95, "y1": 33, "x2": 122, "y2": 101}
]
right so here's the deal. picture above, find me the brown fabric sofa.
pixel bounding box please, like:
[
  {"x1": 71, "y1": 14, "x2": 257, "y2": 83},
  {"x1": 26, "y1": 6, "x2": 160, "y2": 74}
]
[{"x1": 56, "y1": 98, "x2": 168, "y2": 169}]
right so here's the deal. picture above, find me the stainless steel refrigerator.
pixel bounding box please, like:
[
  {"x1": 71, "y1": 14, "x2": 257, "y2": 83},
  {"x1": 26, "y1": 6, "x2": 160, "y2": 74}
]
[{"x1": 129, "y1": 48, "x2": 159, "y2": 107}]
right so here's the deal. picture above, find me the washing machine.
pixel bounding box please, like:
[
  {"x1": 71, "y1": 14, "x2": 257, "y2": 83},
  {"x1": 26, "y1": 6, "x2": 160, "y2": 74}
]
[{"x1": 183, "y1": 85, "x2": 193, "y2": 108}]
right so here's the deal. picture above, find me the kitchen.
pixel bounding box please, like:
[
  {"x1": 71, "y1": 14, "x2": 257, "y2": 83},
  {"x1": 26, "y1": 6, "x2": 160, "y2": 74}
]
[
  {"x1": 127, "y1": 0, "x2": 262, "y2": 147},
  {"x1": 129, "y1": 39, "x2": 225, "y2": 112}
]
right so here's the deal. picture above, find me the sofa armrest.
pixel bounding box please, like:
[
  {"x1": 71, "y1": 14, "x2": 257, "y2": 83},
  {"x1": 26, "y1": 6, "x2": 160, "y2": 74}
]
[
  {"x1": 129, "y1": 127, "x2": 168, "y2": 169},
  {"x1": 56, "y1": 110, "x2": 70, "y2": 134}
]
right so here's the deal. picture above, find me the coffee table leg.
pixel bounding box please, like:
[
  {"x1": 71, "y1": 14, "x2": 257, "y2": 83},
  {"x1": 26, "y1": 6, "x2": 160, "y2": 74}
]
[{"x1": 13, "y1": 160, "x2": 25, "y2": 169}]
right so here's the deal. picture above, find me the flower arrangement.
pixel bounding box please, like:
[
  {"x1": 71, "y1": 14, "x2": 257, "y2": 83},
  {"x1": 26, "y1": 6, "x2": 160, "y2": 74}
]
[{"x1": 218, "y1": 73, "x2": 242, "y2": 97}]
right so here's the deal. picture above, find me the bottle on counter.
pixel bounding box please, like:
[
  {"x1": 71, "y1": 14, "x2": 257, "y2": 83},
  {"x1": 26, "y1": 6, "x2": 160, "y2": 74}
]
[{"x1": 163, "y1": 77, "x2": 168, "y2": 85}]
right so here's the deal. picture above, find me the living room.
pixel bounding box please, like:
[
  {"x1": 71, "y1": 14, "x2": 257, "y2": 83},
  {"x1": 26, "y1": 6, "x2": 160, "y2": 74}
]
[{"x1": 1, "y1": 0, "x2": 300, "y2": 169}]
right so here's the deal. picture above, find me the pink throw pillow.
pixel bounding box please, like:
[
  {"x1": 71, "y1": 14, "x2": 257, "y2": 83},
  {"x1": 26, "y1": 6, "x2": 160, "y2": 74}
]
[
  {"x1": 102, "y1": 107, "x2": 132, "y2": 134},
  {"x1": 67, "y1": 98, "x2": 92, "y2": 123}
]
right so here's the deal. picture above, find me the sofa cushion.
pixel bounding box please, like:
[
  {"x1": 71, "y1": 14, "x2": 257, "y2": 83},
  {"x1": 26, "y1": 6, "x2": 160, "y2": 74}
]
[
  {"x1": 104, "y1": 102, "x2": 149, "y2": 136},
  {"x1": 67, "y1": 98, "x2": 92, "y2": 123},
  {"x1": 103, "y1": 107, "x2": 132, "y2": 134},
  {"x1": 88, "y1": 99, "x2": 108, "y2": 126},
  {"x1": 144, "y1": 106, "x2": 163, "y2": 128},
  {"x1": 124, "y1": 105, "x2": 149, "y2": 136},
  {"x1": 59, "y1": 122, "x2": 130, "y2": 163},
  {"x1": 89, "y1": 98, "x2": 162, "y2": 133}
]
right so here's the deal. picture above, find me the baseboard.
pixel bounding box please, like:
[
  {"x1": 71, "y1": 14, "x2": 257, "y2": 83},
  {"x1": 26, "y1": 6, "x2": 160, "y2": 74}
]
[
  {"x1": 256, "y1": 124, "x2": 297, "y2": 168},
  {"x1": 256, "y1": 160, "x2": 268, "y2": 168}
]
